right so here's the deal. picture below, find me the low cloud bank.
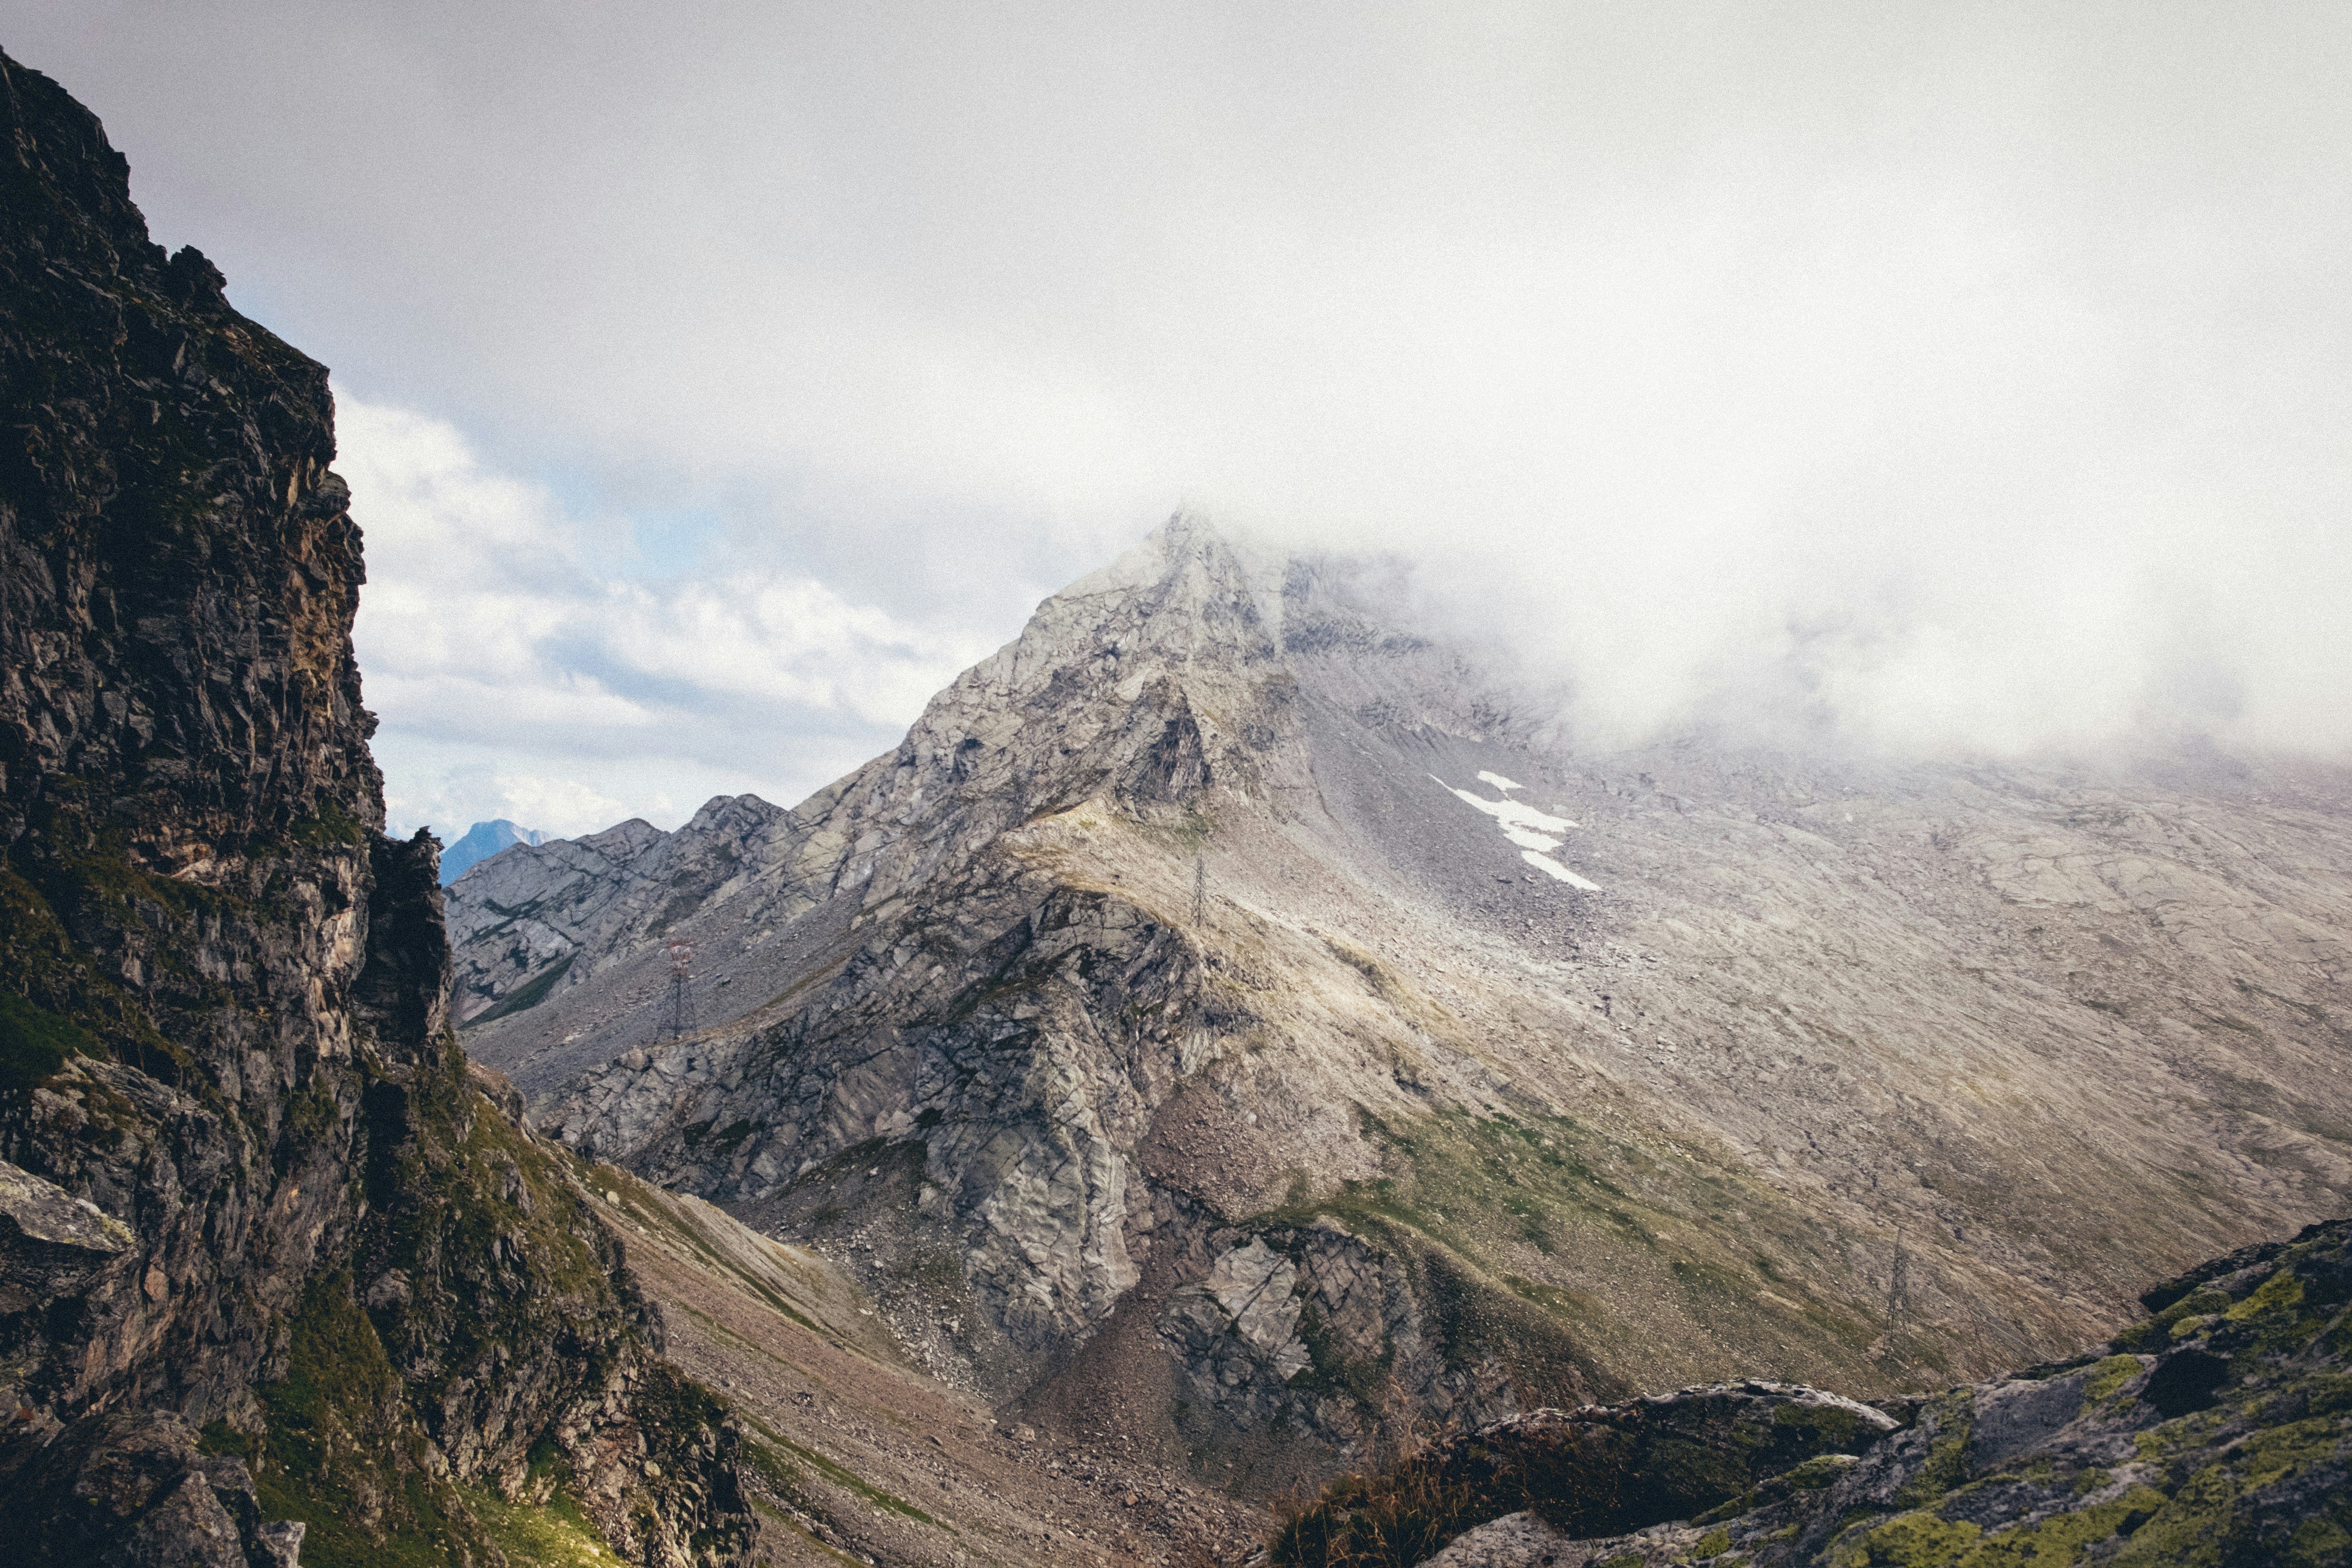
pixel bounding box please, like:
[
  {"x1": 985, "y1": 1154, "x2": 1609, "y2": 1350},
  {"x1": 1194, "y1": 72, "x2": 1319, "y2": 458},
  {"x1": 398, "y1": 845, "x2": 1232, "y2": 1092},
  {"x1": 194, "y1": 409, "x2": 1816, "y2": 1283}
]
[
  {"x1": 20, "y1": 4, "x2": 2345, "y2": 827},
  {"x1": 343, "y1": 397, "x2": 993, "y2": 838}
]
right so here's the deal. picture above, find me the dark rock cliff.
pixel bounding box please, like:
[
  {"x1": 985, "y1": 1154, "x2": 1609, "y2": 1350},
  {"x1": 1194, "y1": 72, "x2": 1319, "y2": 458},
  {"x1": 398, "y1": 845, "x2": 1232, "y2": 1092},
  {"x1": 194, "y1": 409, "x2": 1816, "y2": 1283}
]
[{"x1": 0, "y1": 48, "x2": 747, "y2": 1567}]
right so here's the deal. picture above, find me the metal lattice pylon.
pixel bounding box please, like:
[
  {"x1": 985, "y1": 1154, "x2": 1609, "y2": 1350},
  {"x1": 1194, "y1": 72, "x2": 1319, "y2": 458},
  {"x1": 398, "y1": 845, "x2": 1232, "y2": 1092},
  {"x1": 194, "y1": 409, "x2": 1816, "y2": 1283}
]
[
  {"x1": 1886, "y1": 1225, "x2": 1910, "y2": 1356},
  {"x1": 664, "y1": 937, "x2": 695, "y2": 1040}
]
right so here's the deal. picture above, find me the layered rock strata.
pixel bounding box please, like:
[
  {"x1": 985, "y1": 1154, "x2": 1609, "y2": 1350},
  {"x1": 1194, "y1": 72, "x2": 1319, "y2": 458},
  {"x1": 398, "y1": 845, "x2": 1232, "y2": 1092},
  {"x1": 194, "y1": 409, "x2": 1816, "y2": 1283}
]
[{"x1": 0, "y1": 50, "x2": 745, "y2": 1566}]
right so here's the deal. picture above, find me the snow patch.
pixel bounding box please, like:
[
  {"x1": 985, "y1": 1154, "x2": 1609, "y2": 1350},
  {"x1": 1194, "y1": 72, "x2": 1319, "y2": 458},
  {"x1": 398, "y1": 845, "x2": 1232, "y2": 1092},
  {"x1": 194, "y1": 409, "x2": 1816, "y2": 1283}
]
[
  {"x1": 1521, "y1": 850, "x2": 1602, "y2": 890},
  {"x1": 1433, "y1": 776, "x2": 1577, "y2": 835},
  {"x1": 1431, "y1": 775, "x2": 1601, "y2": 890}
]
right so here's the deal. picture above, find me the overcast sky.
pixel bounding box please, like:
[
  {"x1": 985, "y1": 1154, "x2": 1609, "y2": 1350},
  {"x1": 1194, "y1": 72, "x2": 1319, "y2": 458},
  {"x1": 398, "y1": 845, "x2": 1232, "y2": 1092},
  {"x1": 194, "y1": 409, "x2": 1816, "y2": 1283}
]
[{"x1": 9, "y1": 4, "x2": 2349, "y2": 837}]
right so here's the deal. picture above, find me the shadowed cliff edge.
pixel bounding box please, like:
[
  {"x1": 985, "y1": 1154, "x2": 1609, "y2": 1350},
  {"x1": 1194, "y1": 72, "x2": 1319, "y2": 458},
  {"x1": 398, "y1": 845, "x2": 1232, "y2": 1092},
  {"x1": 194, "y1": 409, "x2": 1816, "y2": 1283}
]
[{"x1": 0, "y1": 49, "x2": 748, "y2": 1567}]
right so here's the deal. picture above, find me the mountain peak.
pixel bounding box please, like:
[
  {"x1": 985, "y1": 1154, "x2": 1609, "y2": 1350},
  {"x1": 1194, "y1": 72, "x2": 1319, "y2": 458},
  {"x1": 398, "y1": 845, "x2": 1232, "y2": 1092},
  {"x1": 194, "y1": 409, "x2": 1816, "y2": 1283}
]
[
  {"x1": 437, "y1": 817, "x2": 548, "y2": 883},
  {"x1": 452, "y1": 507, "x2": 2352, "y2": 1504}
]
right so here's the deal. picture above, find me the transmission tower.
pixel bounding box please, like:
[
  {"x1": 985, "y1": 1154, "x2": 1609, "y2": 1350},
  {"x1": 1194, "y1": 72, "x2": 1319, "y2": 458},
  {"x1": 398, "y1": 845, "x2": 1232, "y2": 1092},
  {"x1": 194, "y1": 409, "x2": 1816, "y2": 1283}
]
[
  {"x1": 664, "y1": 937, "x2": 695, "y2": 1040},
  {"x1": 1192, "y1": 853, "x2": 1206, "y2": 926},
  {"x1": 1886, "y1": 1225, "x2": 1910, "y2": 1355}
]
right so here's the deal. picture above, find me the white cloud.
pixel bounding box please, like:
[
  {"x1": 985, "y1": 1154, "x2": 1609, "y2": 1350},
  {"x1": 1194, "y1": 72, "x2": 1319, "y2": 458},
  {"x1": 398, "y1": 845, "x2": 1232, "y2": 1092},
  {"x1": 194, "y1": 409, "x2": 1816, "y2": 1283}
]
[
  {"x1": 341, "y1": 395, "x2": 991, "y2": 838},
  {"x1": 385, "y1": 771, "x2": 638, "y2": 844},
  {"x1": 14, "y1": 3, "x2": 2352, "y2": 769}
]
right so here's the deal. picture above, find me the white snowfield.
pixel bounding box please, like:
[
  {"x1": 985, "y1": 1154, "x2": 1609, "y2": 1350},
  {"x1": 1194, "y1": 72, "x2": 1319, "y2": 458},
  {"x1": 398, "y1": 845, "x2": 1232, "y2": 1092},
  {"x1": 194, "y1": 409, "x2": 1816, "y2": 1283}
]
[
  {"x1": 1519, "y1": 848, "x2": 1601, "y2": 889},
  {"x1": 1432, "y1": 775, "x2": 1602, "y2": 890}
]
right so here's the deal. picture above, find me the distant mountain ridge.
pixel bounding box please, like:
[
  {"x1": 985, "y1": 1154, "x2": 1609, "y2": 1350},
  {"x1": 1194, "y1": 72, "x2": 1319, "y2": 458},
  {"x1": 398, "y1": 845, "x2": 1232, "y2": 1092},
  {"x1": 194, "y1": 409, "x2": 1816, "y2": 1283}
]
[
  {"x1": 445, "y1": 798, "x2": 786, "y2": 1027},
  {"x1": 436, "y1": 816, "x2": 548, "y2": 883}
]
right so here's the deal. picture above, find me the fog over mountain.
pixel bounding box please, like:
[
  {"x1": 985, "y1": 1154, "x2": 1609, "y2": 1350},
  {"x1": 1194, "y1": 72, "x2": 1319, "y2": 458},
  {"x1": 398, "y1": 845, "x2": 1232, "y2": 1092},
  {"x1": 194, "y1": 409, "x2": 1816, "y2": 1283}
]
[{"x1": 3, "y1": 2, "x2": 2346, "y2": 835}]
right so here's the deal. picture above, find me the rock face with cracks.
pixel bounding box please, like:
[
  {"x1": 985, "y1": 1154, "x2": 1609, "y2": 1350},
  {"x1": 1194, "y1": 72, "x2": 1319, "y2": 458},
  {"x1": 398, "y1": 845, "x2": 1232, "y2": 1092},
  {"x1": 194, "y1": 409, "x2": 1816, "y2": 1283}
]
[
  {"x1": 0, "y1": 51, "x2": 748, "y2": 1567},
  {"x1": 462, "y1": 505, "x2": 2352, "y2": 1488},
  {"x1": 1273, "y1": 1380, "x2": 1898, "y2": 1566},
  {"x1": 1404, "y1": 1216, "x2": 2352, "y2": 1566}
]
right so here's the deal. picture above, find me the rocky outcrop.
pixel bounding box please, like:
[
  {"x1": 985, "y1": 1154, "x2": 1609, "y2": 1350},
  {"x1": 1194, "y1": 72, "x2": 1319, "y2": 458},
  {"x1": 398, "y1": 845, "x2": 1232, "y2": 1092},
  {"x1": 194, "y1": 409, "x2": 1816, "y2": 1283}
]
[
  {"x1": 0, "y1": 49, "x2": 746, "y2": 1566},
  {"x1": 1274, "y1": 1380, "x2": 1898, "y2": 1566},
  {"x1": 1396, "y1": 1216, "x2": 2352, "y2": 1566}
]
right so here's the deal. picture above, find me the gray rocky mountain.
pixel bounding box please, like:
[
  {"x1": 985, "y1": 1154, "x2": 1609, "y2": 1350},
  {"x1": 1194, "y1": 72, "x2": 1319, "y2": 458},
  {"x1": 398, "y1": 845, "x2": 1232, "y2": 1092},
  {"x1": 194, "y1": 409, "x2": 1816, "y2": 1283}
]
[
  {"x1": 448, "y1": 795, "x2": 787, "y2": 1027},
  {"x1": 437, "y1": 817, "x2": 548, "y2": 884},
  {"x1": 38, "y1": 23, "x2": 2345, "y2": 1564},
  {"x1": 454, "y1": 516, "x2": 2352, "y2": 1489}
]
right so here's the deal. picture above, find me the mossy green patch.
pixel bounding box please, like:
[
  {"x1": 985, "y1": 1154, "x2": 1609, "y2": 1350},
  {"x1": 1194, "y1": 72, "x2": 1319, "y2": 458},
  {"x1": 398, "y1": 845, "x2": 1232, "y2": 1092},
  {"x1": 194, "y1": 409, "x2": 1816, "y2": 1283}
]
[
  {"x1": 2286, "y1": 1516, "x2": 2352, "y2": 1567},
  {"x1": 0, "y1": 854, "x2": 188, "y2": 1090},
  {"x1": 248, "y1": 1269, "x2": 488, "y2": 1568},
  {"x1": 0, "y1": 985, "x2": 100, "y2": 1094},
  {"x1": 2110, "y1": 1413, "x2": 2349, "y2": 1566},
  {"x1": 1893, "y1": 1396, "x2": 1974, "y2": 1509},
  {"x1": 1830, "y1": 1509, "x2": 1982, "y2": 1567},
  {"x1": 2116, "y1": 1289, "x2": 2231, "y2": 1353},
  {"x1": 2304, "y1": 1372, "x2": 2352, "y2": 1417},
  {"x1": 468, "y1": 1482, "x2": 613, "y2": 1568},
  {"x1": 1953, "y1": 1486, "x2": 2168, "y2": 1565},
  {"x1": 2223, "y1": 1272, "x2": 2301, "y2": 1323},
  {"x1": 2083, "y1": 1355, "x2": 2143, "y2": 1402},
  {"x1": 289, "y1": 795, "x2": 367, "y2": 848},
  {"x1": 2220, "y1": 1269, "x2": 2333, "y2": 1356}
]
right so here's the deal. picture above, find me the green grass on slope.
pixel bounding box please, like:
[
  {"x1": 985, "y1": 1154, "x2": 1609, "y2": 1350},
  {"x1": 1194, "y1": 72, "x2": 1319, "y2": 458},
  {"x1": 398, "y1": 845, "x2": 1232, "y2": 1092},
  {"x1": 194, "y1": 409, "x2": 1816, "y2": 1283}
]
[
  {"x1": 469, "y1": 1483, "x2": 616, "y2": 1567},
  {"x1": 1247, "y1": 1105, "x2": 1936, "y2": 1402},
  {"x1": 201, "y1": 1269, "x2": 488, "y2": 1568},
  {"x1": 589, "y1": 1162, "x2": 838, "y2": 1338},
  {"x1": 736, "y1": 1410, "x2": 947, "y2": 1532}
]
